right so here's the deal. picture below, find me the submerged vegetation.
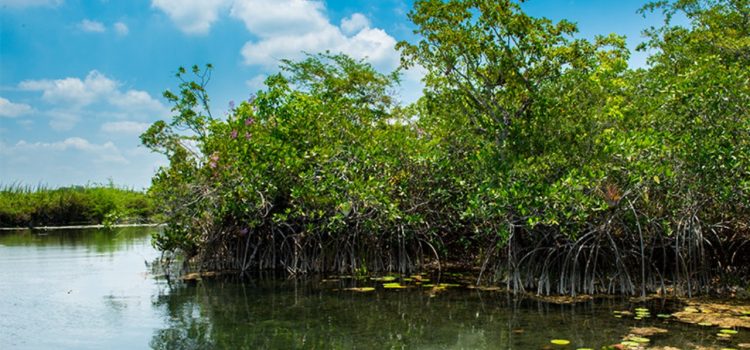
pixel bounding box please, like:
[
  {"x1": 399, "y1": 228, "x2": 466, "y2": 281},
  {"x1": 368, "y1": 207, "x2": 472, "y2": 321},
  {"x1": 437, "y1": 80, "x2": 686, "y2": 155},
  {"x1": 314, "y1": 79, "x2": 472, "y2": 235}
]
[
  {"x1": 0, "y1": 184, "x2": 156, "y2": 227},
  {"x1": 143, "y1": 0, "x2": 750, "y2": 296}
]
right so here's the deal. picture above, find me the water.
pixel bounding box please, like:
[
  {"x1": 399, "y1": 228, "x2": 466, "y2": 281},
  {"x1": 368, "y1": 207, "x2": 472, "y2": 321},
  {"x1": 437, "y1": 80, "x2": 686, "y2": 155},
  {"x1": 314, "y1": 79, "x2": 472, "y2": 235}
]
[{"x1": 0, "y1": 228, "x2": 747, "y2": 349}]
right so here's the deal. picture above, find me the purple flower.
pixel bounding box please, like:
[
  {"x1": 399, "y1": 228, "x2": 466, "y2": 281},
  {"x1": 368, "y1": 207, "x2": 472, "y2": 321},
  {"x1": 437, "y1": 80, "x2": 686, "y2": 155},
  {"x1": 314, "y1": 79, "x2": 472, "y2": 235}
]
[
  {"x1": 228, "y1": 100, "x2": 235, "y2": 109},
  {"x1": 245, "y1": 117, "x2": 255, "y2": 126},
  {"x1": 209, "y1": 153, "x2": 219, "y2": 169},
  {"x1": 230, "y1": 129, "x2": 238, "y2": 139},
  {"x1": 244, "y1": 132, "x2": 252, "y2": 140}
]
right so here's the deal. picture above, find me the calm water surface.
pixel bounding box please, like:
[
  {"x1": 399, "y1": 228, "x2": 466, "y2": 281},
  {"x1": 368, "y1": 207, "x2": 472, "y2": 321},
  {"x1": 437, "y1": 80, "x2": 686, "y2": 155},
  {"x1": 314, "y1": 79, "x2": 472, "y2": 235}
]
[{"x1": 0, "y1": 228, "x2": 747, "y2": 349}]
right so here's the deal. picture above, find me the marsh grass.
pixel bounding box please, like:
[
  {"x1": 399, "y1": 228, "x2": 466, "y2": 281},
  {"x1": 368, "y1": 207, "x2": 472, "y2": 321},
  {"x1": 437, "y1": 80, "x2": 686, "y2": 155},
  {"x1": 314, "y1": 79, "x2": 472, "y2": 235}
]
[{"x1": 0, "y1": 183, "x2": 157, "y2": 227}]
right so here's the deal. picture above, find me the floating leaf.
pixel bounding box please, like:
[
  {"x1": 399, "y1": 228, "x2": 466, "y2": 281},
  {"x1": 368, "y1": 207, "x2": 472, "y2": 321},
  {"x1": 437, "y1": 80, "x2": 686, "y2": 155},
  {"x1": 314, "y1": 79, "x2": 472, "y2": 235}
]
[
  {"x1": 629, "y1": 336, "x2": 650, "y2": 343},
  {"x1": 371, "y1": 276, "x2": 398, "y2": 282},
  {"x1": 720, "y1": 329, "x2": 738, "y2": 335},
  {"x1": 438, "y1": 283, "x2": 461, "y2": 288},
  {"x1": 345, "y1": 287, "x2": 375, "y2": 292},
  {"x1": 630, "y1": 326, "x2": 668, "y2": 336},
  {"x1": 550, "y1": 339, "x2": 570, "y2": 345}
]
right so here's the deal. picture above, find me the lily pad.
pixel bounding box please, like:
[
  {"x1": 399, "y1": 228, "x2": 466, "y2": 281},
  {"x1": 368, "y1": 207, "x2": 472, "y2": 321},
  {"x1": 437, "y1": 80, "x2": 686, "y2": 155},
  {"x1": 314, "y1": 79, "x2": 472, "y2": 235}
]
[
  {"x1": 550, "y1": 339, "x2": 570, "y2": 345},
  {"x1": 344, "y1": 287, "x2": 375, "y2": 292},
  {"x1": 629, "y1": 326, "x2": 668, "y2": 336},
  {"x1": 438, "y1": 283, "x2": 461, "y2": 287},
  {"x1": 628, "y1": 336, "x2": 650, "y2": 343},
  {"x1": 371, "y1": 276, "x2": 398, "y2": 282},
  {"x1": 383, "y1": 282, "x2": 406, "y2": 289},
  {"x1": 720, "y1": 329, "x2": 739, "y2": 334}
]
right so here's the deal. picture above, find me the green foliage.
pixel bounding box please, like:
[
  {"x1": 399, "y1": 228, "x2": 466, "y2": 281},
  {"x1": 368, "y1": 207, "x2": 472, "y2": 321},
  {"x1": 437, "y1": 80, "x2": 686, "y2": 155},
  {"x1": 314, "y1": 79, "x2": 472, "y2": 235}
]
[
  {"x1": 0, "y1": 184, "x2": 156, "y2": 227},
  {"x1": 145, "y1": 0, "x2": 750, "y2": 294},
  {"x1": 143, "y1": 54, "x2": 436, "y2": 271}
]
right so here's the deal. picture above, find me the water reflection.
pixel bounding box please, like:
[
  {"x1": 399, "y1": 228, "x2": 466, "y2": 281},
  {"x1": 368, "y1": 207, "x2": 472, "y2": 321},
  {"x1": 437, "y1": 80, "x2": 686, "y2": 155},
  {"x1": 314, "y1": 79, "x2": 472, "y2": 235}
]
[
  {"x1": 0, "y1": 228, "x2": 747, "y2": 350},
  {"x1": 0, "y1": 227, "x2": 163, "y2": 350},
  {"x1": 0, "y1": 226, "x2": 154, "y2": 253},
  {"x1": 150, "y1": 277, "x2": 743, "y2": 349}
]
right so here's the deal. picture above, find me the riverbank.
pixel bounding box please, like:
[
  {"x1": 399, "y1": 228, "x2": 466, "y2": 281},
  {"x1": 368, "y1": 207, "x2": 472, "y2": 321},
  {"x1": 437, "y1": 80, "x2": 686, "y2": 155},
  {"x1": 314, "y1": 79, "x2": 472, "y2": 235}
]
[
  {"x1": 0, "y1": 223, "x2": 165, "y2": 231},
  {"x1": 0, "y1": 185, "x2": 158, "y2": 227}
]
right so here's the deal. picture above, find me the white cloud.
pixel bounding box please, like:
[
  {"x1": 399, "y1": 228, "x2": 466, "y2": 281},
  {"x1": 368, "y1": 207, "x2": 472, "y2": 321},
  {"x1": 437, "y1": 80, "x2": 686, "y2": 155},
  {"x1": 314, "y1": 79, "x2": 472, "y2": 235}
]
[
  {"x1": 341, "y1": 13, "x2": 370, "y2": 35},
  {"x1": 79, "y1": 19, "x2": 106, "y2": 33},
  {"x1": 230, "y1": 0, "x2": 329, "y2": 37},
  {"x1": 151, "y1": 0, "x2": 230, "y2": 35},
  {"x1": 46, "y1": 110, "x2": 81, "y2": 131},
  {"x1": 114, "y1": 22, "x2": 129, "y2": 36},
  {"x1": 398, "y1": 65, "x2": 427, "y2": 104},
  {"x1": 230, "y1": 0, "x2": 398, "y2": 71},
  {"x1": 20, "y1": 70, "x2": 117, "y2": 107},
  {"x1": 109, "y1": 90, "x2": 166, "y2": 113},
  {"x1": 245, "y1": 74, "x2": 267, "y2": 92},
  {"x1": 18, "y1": 71, "x2": 168, "y2": 130},
  {"x1": 0, "y1": 138, "x2": 167, "y2": 189},
  {"x1": 101, "y1": 121, "x2": 150, "y2": 134},
  {"x1": 3, "y1": 137, "x2": 127, "y2": 164},
  {"x1": 0, "y1": 0, "x2": 62, "y2": 8},
  {"x1": 151, "y1": 0, "x2": 423, "y2": 102},
  {"x1": 0, "y1": 97, "x2": 33, "y2": 117}
]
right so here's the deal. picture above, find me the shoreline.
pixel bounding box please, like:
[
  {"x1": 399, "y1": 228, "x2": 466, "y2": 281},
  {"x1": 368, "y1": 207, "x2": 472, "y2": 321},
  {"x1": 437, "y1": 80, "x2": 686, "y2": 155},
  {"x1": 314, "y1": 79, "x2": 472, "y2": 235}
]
[{"x1": 0, "y1": 223, "x2": 165, "y2": 231}]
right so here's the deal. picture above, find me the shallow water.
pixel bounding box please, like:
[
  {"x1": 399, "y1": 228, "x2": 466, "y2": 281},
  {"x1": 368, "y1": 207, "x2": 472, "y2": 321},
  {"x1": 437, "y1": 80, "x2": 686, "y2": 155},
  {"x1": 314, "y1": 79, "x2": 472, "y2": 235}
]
[{"x1": 0, "y1": 228, "x2": 747, "y2": 349}]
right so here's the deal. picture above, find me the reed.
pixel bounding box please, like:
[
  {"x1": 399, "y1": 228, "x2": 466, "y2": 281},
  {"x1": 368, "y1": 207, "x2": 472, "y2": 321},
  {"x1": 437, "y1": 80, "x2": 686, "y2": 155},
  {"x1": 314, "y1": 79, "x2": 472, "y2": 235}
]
[{"x1": 0, "y1": 183, "x2": 157, "y2": 227}]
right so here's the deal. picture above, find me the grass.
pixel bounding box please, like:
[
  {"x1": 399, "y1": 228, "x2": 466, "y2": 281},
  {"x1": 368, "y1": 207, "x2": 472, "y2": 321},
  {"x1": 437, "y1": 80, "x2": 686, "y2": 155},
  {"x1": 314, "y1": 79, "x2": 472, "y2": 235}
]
[{"x1": 0, "y1": 183, "x2": 158, "y2": 227}]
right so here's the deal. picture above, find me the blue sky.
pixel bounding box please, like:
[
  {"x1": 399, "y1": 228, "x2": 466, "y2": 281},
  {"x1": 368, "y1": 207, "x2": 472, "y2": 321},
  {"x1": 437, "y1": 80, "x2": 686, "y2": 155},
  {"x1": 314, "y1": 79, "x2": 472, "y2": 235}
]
[{"x1": 1, "y1": 0, "x2": 670, "y2": 190}]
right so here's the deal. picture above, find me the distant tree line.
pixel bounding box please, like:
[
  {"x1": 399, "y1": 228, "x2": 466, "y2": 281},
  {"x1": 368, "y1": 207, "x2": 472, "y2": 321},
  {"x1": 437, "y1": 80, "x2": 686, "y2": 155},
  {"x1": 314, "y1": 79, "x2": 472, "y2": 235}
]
[{"x1": 0, "y1": 184, "x2": 156, "y2": 227}]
